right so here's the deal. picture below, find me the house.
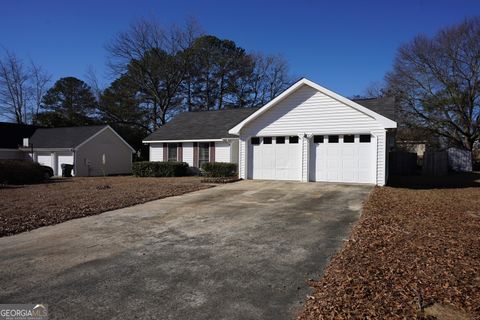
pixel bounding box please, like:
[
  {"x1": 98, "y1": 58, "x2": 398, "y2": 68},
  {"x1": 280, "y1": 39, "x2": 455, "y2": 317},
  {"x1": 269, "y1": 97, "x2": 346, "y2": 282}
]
[
  {"x1": 18, "y1": 125, "x2": 135, "y2": 176},
  {"x1": 143, "y1": 78, "x2": 397, "y2": 185},
  {"x1": 0, "y1": 122, "x2": 37, "y2": 160}
]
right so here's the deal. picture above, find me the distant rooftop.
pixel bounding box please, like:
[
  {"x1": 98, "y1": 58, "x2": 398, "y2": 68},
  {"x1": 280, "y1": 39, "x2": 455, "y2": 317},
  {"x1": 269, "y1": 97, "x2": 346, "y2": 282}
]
[
  {"x1": 29, "y1": 125, "x2": 109, "y2": 148},
  {"x1": 352, "y1": 96, "x2": 396, "y2": 121}
]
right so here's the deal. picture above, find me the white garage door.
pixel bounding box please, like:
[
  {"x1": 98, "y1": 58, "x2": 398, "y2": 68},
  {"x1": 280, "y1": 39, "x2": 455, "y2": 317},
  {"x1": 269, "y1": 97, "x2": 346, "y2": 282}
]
[
  {"x1": 310, "y1": 134, "x2": 374, "y2": 184},
  {"x1": 249, "y1": 136, "x2": 301, "y2": 180},
  {"x1": 57, "y1": 152, "x2": 74, "y2": 176},
  {"x1": 36, "y1": 153, "x2": 52, "y2": 168}
]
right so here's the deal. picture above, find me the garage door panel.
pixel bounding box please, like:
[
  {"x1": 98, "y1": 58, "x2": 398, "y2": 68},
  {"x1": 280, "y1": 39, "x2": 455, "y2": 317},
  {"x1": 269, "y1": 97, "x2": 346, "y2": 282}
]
[
  {"x1": 357, "y1": 145, "x2": 372, "y2": 182},
  {"x1": 311, "y1": 134, "x2": 374, "y2": 184},
  {"x1": 37, "y1": 154, "x2": 52, "y2": 167},
  {"x1": 252, "y1": 145, "x2": 262, "y2": 179},
  {"x1": 250, "y1": 137, "x2": 300, "y2": 181},
  {"x1": 341, "y1": 145, "x2": 356, "y2": 182}
]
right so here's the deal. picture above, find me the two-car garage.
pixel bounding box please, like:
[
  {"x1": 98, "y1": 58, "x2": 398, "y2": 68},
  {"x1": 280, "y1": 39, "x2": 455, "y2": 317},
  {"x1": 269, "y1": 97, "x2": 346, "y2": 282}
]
[
  {"x1": 248, "y1": 134, "x2": 375, "y2": 184},
  {"x1": 35, "y1": 152, "x2": 74, "y2": 176},
  {"x1": 229, "y1": 78, "x2": 397, "y2": 186}
]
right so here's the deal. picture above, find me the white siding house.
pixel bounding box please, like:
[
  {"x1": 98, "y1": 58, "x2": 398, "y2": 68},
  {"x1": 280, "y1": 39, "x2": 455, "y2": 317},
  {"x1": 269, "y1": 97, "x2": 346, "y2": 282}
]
[
  {"x1": 144, "y1": 78, "x2": 396, "y2": 185},
  {"x1": 144, "y1": 108, "x2": 258, "y2": 170},
  {"x1": 149, "y1": 143, "x2": 164, "y2": 162}
]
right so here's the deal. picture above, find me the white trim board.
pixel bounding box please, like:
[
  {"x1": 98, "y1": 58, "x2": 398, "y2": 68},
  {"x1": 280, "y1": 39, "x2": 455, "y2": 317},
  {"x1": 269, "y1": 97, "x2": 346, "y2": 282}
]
[
  {"x1": 229, "y1": 78, "x2": 397, "y2": 135},
  {"x1": 143, "y1": 139, "x2": 226, "y2": 143}
]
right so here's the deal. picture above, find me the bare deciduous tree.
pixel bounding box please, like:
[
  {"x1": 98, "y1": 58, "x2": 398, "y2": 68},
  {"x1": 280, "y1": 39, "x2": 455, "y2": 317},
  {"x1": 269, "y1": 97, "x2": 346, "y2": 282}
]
[
  {"x1": 0, "y1": 50, "x2": 50, "y2": 124},
  {"x1": 249, "y1": 53, "x2": 291, "y2": 107},
  {"x1": 84, "y1": 65, "x2": 103, "y2": 102},
  {"x1": 0, "y1": 50, "x2": 29, "y2": 123},
  {"x1": 106, "y1": 18, "x2": 202, "y2": 129},
  {"x1": 363, "y1": 81, "x2": 387, "y2": 99},
  {"x1": 386, "y1": 17, "x2": 480, "y2": 152},
  {"x1": 29, "y1": 61, "x2": 51, "y2": 124}
]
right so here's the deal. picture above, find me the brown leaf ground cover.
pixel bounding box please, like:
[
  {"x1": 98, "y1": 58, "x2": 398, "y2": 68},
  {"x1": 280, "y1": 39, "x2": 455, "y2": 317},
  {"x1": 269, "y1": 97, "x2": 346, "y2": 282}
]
[
  {"x1": 0, "y1": 176, "x2": 211, "y2": 237},
  {"x1": 299, "y1": 173, "x2": 480, "y2": 319}
]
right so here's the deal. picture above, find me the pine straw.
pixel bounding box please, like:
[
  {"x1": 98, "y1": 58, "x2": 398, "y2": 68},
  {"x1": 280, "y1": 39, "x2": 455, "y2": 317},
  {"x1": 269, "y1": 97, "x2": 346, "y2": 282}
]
[
  {"x1": 0, "y1": 176, "x2": 211, "y2": 237},
  {"x1": 299, "y1": 180, "x2": 480, "y2": 319}
]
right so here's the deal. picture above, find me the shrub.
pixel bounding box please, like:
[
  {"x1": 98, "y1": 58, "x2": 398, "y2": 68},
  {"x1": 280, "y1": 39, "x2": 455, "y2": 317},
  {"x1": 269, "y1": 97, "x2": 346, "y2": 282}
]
[
  {"x1": 132, "y1": 161, "x2": 189, "y2": 177},
  {"x1": 0, "y1": 160, "x2": 46, "y2": 185},
  {"x1": 201, "y1": 162, "x2": 237, "y2": 177}
]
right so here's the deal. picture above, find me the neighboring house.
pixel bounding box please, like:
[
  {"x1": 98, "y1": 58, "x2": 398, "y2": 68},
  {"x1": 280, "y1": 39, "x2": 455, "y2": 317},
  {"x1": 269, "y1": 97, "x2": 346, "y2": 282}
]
[
  {"x1": 0, "y1": 122, "x2": 37, "y2": 160},
  {"x1": 18, "y1": 125, "x2": 135, "y2": 176},
  {"x1": 144, "y1": 78, "x2": 397, "y2": 185}
]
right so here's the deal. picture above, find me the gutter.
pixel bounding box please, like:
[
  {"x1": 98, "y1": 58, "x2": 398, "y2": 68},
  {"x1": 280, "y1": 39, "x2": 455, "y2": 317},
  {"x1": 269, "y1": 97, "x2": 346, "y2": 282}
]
[{"x1": 19, "y1": 147, "x2": 74, "y2": 152}]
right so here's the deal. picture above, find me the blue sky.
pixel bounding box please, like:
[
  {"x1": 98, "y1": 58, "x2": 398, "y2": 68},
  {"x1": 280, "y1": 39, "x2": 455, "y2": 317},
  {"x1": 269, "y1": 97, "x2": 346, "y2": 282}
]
[{"x1": 1, "y1": 0, "x2": 478, "y2": 97}]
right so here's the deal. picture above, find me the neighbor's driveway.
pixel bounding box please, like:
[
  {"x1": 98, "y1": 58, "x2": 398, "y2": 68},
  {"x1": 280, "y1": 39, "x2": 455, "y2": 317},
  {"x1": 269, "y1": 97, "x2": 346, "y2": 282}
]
[{"x1": 0, "y1": 180, "x2": 371, "y2": 319}]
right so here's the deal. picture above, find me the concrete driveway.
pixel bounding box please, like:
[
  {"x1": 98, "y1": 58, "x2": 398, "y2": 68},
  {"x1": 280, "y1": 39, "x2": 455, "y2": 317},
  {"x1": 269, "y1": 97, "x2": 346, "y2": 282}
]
[{"x1": 0, "y1": 180, "x2": 372, "y2": 319}]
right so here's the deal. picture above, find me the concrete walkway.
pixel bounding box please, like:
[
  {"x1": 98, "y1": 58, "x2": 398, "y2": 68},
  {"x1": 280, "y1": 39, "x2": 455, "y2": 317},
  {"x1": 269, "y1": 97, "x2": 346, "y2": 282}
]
[{"x1": 0, "y1": 180, "x2": 372, "y2": 319}]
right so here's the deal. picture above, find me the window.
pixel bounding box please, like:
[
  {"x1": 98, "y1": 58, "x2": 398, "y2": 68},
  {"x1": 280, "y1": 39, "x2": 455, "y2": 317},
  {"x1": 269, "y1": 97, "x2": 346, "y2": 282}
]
[
  {"x1": 168, "y1": 143, "x2": 177, "y2": 161},
  {"x1": 360, "y1": 134, "x2": 371, "y2": 143},
  {"x1": 344, "y1": 135, "x2": 355, "y2": 143},
  {"x1": 263, "y1": 137, "x2": 272, "y2": 144},
  {"x1": 289, "y1": 136, "x2": 299, "y2": 144},
  {"x1": 328, "y1": 135, "x2": 339, "y2": 143},
  {"x1": 276, "y1": 136, "x2": 285, "y2": 144},
  {"x1": 199, "y1": 143, "x2": 210, "y2": 168},
  {"x1": 313, "y1": 135, "x2": 324, "y2": 143},
  {"x1": 251, "y1": 137, "x2": 260, "y2": 145}
]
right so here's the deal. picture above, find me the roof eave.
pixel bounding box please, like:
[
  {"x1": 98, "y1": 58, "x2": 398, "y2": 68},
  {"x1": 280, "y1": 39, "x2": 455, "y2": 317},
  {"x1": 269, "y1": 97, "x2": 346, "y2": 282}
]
[
  {"x1": 143, "y1": 138, "x2": 227, "y2": 144},
  {"x1": 19, "y1": 147, "x2": 74, "y2": 152}
]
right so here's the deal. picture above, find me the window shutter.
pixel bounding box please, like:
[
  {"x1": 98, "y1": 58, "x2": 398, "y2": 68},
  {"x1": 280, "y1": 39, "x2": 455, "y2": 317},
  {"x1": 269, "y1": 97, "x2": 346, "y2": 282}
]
[
  {"x1": 209, "y1": 142, "x2": 215, "y2": 162},
  {"x1": 177, "y1": 143, "x2": 183, "y2": 162},
  {"x1": 163, "y1": 143, "x2": 167, "y2": 161},
  {"x1": 193, "y1": 142, "x2": 198, "y2": 167}
]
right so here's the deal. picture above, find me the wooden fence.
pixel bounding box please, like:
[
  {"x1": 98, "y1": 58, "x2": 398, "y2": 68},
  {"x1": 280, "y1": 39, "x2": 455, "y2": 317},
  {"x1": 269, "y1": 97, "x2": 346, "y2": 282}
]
[
  {"x1": 389, "y1": 152, "x2": 417, "y2": 175},
  {"x1": 423, "y1": 151, "x2": 448, "y2": 176}
]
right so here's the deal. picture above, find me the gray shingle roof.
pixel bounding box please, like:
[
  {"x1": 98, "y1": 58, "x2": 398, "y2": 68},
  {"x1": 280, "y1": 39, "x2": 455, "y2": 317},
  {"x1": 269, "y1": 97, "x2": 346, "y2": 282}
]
[
  {"x1": 143, "y1": 108, "x2": 259, "y2": 141},
  {"x1": 352, "y1": 96, "x2": 396, "y2": 121},
  {"x1": 144, "y1": 96, "x2": 396, "y2": 142},
  {"x1": 29, "y1": 125, "x2": 108, "y2": 148}
]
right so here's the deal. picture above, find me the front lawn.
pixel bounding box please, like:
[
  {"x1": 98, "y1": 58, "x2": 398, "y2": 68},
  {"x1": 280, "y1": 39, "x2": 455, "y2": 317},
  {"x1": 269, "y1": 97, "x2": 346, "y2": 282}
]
[
  {"x1": 0, "y1": 176, "x2": 211, "y2": 237},
  {"x1": 299, "y1": 173, "x2": 480, "y2": 319}
]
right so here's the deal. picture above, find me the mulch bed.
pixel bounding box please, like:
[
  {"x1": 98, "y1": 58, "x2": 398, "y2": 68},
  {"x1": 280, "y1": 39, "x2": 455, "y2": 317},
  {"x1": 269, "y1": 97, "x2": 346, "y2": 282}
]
[
  {"x1": 299, "y1": 174, "x2": 480, "y2": 319},
  {"x1": 200, "y1": 177, "x2": 241, "y2": 184},
  {"x1": 0, "y1": 176, "x2": 212, "y2": 237}
]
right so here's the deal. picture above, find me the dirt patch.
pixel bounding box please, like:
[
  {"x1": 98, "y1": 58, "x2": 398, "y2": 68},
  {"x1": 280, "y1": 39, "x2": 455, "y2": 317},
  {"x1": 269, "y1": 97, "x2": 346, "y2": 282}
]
[
  {"x1": 0, "y1": 176, "x2": 212, "y2": 237},
  {"x1": 298, "y1": 176, "x2": 480, "y2": 319}
]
